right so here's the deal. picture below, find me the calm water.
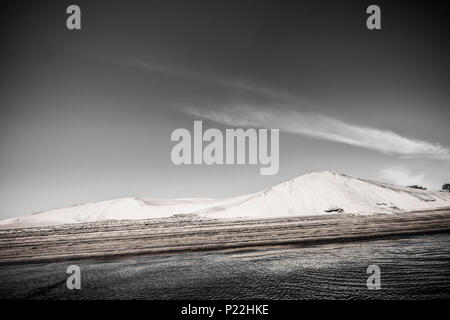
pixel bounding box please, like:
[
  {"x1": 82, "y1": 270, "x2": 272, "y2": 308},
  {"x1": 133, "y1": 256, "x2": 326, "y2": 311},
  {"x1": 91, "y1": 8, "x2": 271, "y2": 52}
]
[{"x1": 1, "y1": 233, "x2": 449, "y2": 299}]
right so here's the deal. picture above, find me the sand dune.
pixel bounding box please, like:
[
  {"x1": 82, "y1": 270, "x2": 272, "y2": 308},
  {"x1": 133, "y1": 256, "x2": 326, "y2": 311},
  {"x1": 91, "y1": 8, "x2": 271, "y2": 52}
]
[{"x1": 1, "y1": 171, "x2": 450, "y2": 227}]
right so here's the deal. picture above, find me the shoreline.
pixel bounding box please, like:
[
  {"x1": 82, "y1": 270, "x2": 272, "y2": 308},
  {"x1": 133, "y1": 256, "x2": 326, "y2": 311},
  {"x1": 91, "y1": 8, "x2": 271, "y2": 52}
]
[{"x1": 0, "y1": 208, "x2": 449, "y2": 265}]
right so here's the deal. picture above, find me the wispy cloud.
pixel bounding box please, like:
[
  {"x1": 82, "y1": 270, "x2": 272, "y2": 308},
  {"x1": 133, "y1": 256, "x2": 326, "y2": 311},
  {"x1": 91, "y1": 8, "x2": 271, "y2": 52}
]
[
  {"x1": 185, "y1": 105, "x2": 450, "y2": 159},
  {"x1": 111, "y1": 58, "x2": 295, "y2": 101},
  {"x1": 114, "y1": 58, "x2": 450, "y2": 160}
]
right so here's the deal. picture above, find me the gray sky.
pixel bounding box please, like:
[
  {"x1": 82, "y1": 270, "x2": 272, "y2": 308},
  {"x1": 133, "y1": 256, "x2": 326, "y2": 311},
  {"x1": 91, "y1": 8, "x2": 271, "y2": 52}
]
[{"x1": 1, "y1": 0, "x2": 449, "y2": 219}]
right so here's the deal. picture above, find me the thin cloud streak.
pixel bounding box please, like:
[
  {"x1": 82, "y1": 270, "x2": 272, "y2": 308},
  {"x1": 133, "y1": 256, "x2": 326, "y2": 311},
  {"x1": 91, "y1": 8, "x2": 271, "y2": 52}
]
[
  {"x1": 185, "y1": 105, "x2": 450, "y2": 160},
  {"x1": 112, "y1": 58, "x2": 296, "y2": 101},
  {"x1": 115, "y1": 58, "x2": 450, "y2": 159}
]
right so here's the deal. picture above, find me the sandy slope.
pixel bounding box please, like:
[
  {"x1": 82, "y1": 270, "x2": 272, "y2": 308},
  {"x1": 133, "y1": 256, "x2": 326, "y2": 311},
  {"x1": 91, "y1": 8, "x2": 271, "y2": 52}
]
[{"x1": 1, "y1": 171, "x2": 450, "y2": 227}]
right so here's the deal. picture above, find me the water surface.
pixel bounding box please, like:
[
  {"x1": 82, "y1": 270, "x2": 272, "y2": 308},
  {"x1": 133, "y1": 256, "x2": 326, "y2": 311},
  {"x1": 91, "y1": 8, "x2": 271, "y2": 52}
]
[{"x1": 0, "y1": 233, "x2": 449, "y2": 299}]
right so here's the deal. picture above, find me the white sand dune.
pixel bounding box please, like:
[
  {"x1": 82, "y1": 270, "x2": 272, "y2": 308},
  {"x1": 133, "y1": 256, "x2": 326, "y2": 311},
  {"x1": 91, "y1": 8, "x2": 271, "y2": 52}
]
[{"x1": 1, "y1": 171, "x2": 449, "y2": 227}]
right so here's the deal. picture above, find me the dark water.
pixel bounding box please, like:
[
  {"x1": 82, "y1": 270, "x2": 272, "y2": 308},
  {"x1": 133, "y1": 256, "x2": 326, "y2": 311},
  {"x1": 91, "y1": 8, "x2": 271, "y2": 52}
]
[{"x1": 0, "y1": 233, "x2": 449, "y2": 299}]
